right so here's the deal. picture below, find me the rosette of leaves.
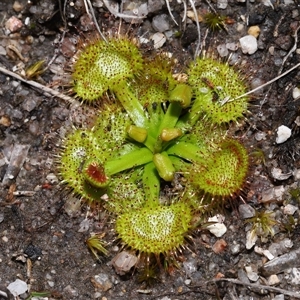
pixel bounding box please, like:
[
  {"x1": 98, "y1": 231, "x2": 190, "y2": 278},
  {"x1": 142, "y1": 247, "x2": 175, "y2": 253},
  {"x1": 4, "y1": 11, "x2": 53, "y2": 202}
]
[{"x1": 58, "y1": 36, "x2": 250, "y2": 270}]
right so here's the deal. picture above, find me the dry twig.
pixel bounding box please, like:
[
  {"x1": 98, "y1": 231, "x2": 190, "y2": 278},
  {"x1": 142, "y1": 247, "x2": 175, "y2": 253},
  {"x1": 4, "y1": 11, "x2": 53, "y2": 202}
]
[
  {"x1": 0, "y1": 66, "x2": 77, "y2": 104},
  {"x1": 213, "y1": 278, "x2": 300, "y2": 299}
]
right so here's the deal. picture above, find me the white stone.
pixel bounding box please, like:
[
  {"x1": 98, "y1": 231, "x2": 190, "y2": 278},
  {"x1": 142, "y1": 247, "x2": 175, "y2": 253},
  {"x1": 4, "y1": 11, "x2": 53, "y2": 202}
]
[
  {"x1": 46, "y1": 173, "x2": 59, "y2": 184},
  {"x1": 206, "y1": 222, "x2": 227, "y2": 237},
  {"x1": 207, "y1": 216, "x2": 227, "y2": 237},
  {"x1": 271, "y1": 167, "x2": 292, "y2": 181},
  {"x1": 291, "y1": 268, "x2": 300, "y2": 284},
  {"x1": 282, "y1": 238, "x2": 293, "y2": 249},
  {"x1": 226, "y1": 42, "x2": 238, "y2": 51},
  {"x1": 7, "y1": 279, "x2": 28, "y2": 296},
  {"x1": 293, "y1": 169, "x2": 300, "y2": 180},
  {"x1": 283, "y1": 204, "x2": 298, "y2": 215},
  {"x1": 274, "y1": 185, "x2": 285, "y2": 199},
  {"x1": 246, "y1": 230, "x2": 257, "y2": 249},
  {"x1": 78, "y1": 218, "x2": 90, "y2": 232},
  {"x1": 295, "y1": 116, "x2": 300, "y2": 127},
  {"x1": 254, "y1": 246, "x2": 275, "y2": 260},
  {"x1": 150, "y1": 32, "x2": 166, "y2": 49},
  {"x1": 217, "y1": 0, "x2": 228, "y2": 9},
  {"x1": 276, "y1": 125, "x2": 292, "y2": 144},
  {"x1": 255, "y1": 131, "x2": 267, "y2": 141},
  {"x1": 245, "y1": 266, "x2": 259, "y2": 282},
  {"x1": 217, "y1": 44, "x2": 229, "y2": 57},
  {"x1": 293, "y1": 87, "x2": 300, "y2": 99},
  {"x1": 263, "y1": 249, "x2": 275, "y2": 260},
  {"x1": 261, "y1": 0, "x2": 274, "y2": 8},
  {"x1": 239, "y1": 35, "x2": 258, "y2": 55}
]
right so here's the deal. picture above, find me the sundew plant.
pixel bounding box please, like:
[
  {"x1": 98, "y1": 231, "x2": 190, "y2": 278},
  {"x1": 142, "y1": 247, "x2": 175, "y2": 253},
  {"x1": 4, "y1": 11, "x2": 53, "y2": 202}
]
[{"x1": 58, "y1": 36, "x2": 249, "y2": 272}]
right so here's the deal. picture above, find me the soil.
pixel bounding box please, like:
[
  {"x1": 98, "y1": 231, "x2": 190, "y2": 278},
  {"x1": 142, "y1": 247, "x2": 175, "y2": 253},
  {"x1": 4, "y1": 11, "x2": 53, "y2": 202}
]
[{"x1": 1, "y1": 0, "x2": 300, "y2": 299}]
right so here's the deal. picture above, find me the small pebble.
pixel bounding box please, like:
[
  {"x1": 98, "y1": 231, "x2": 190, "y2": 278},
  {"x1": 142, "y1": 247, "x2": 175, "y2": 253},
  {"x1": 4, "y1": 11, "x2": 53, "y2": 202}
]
[
  {"x1": 5, "y1": 16, "x2": 23, "y2": 32},
  {"x1": 271, "y1": 167, "x2": 292, "y2": 181},
  {"x1": 7, "y1": 279, "x2": 28, "y2": 296},
  {"x1": 64, "y1": 197, "x2": 82, "y2": 216},
  {"x1": 226, "y1": 42, "x2": 238, "y2": 51},
  {"x1": 282, "y1": 238, "x2": 293, "y2": 249},
  {"x1": 217, "y1": 0, "x2": 228, "y2": 9},
  {"x1": 239, "y1": 204, "x2": 256, "y2": 219},
  {"x1": 152, "y1": 14, "x2": 170, "y2": 32},
  {"x1": 111, "y1": 251, "x2": 138, "y2": 275},
  {"x1": 22, "y1": 98, "x2": 37, "y2": 112},
  {"x1": 212, "y1": 239, "x2": 227, "y2": 254},
  {"x1": 63, "y1": 285, "x2": 78, "y2": 297},
  {"x1": 246, "y1": 230, "x2": 257, "y2": 250},
  {"x1": 184, "y1": 279, "x2": 192, "y2": 285},
  {"x1": 255, "y1": 131, "x2": 267, "y2": 141},
  {"x1": 148, "y1": 0, "x2": 164, "y2": 13},
  {"x1": 150, "y1": 32, "x2": 166, "y2": 49},
  {"x1": 91, "y1": 273, "x2": 112, "y2": 291},
  {"x1": 208, "y1": 262, "x2": 216, "y2": 271},
  {"x1": 268, "y1": 274, "x2": 280, "y2": 285},
  {"x1": 269, "y1": 46, "x2": 275, "y2": 55},
  {"x1": 292, "y1": 9, "x2": 299, "y2": 18},
  {"x1": 276, "y1": 125, "x2": 292, "y2": 144},
  {"x1": 283, "y1": 204, "x2": 298, "y2": 215},
  {"x1": 29, "y1": 120, "x2": 40, "y2": 136},
  {"x1": 0, "y1": 45, "x2": 6, "y2": 56},
  {"x1": 13, "y1": 1, "x2": 24, "y2": 12},
  {"x1": 293, "y1": 168, "x2": 300, "y2": 179},
  {"x1": 248, "y1": 25, "x2": 260, "y2": 38},
  {"x1": 206, "y1": 216, "x2": 227, "y2": 237},
  {"x1": 291, "y1": 268, "x2": 300, "y2": 285},
  {"x1": 2, "y1": 144, "x2": 31, "y2": 186},
  {"x1": 183, "y1": 259, "x2": 197, "y2": 277},
  {"x1": 261, "y1": 0, "x2": 274, "y2": 8},
  {"x1": 254, "y1": 246, "x2": 275, "y2": 260},
  {"x1": 245, "y1": 266, "x2": 259, "y2": 282},
  {"x1": 186, "y1": 10, "x2": 201, "y2": 22},
  {"x1": 230, "y1": 241, "x2": 241, "y2": 255},
  {"x1": 260, "y1": 185, "x2": 285, "y2": 203},
  {"x1": 239, "y1": 35, "x2": 258, "y2": 55},
  {"x1": 295, "y1": 116, "x2": 300, "y2": 127},
  {"x1": 292, "y1": 87, "x2": 300, "y2": 99},
  {"x1": 238, "y1": 269, "x2": 250, "y2": 284},
  {"x1": 0, "y1": 115, "x2": 11, "y2": 127},
  {"x1": 48, "y1": 281, "x2": 55, "y2": 287},
  {"x1": 251, "y1": 77, "x2": 265, "y2": 93},
  {"x1": 217, "y1": 44, "x2": 228, "y2": 57},
  {"x1": 46, "y1": 173, "x2": 59, "y2": 184},
  {"x1": 262, "y1": 243, "x2": 280, "y2": 259},
  {"x1": 78, "y1": 218, "x2": 90, "y2": 232}
]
